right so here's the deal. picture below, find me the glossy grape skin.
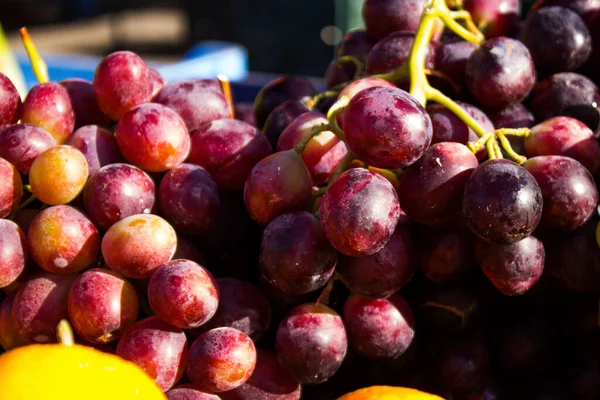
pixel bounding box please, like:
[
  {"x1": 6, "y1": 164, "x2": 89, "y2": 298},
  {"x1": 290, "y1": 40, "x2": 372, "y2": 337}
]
[
  {"x1": 116, "y1": 316, "x2": 188, "y2": 392},
  {"x1": 343, "y1": 293, "x2": 414, "y2": 360},
  {"x1": 29, "y1": 145, "x2": 88, "y2": 205},
  {"x1": 524, "y1": 156, "x2": 598, "y2": 230},
  {"x1": 65, "y1": 125, "x2": 123, "y2": 175},
  {"x1": 262, "y1": 100, "x2": 312, "y2": 148},
  {"x1": 167, "y1": 385, "x2": 220, "y2": 400},
  {"x1": 530, "y1": 73, "x2": 600, "y2": 133},
  {"x1": 148, "y1": 259, "x2": 219, "y2": 329},
  {"x1": 321, "y1": 168, "x2": 401, "y2": 256},
  {"x1": 466, "y1": 37, "x2": 536, "y2": 109},
  {"x1": 418, "y1": 227, "x2": 475, "y2": 283},
  {"x1": 277, "y1": 112, "x2": 347, "y2": 185},
  {"x1": 0, "y1": 72, "x2": 21, "y2": 126},
  {"x1": 487, "y1": 102, "x2": 536, "y2": 129},
  {"x1": 463, "y1": 0, "x2": 520, "y2": 37},
  {"x1": 260, "y1": 211, "x2": 337, "y2": 295},
  {"x1": 0, "y1": 157, "x2": 22, "y2": 218},
  {"x1": 21, "y1": 82, "x2": 75, "y2": 144},
  {"x1": 366, "y1": 31, "x2": 436, "y2": 76},
  {"x1": 219, "y1": 349, "x2": 301, "y2": 400},
  {"x1": 154, "y1": 79, "x2": 229, "y2": 132},
  {"x1": 336, "y1": 29, "x2": 376, "y2": 58},
  {"x1": 0, "y1": 124, "x2": 56, "y2": 175},
  {"x1": 254, "y1": 76, "x2": 317, "y2": 129},
  {"x1": 436, "y1": 338, "x2": 489, "y2": 393},
  {"x1": 476, "y1": 236, "x2": 545, "y2": 296},
  {"x1": 338, "y1": 77, "x2": 397, "y2": 103},
  {"x1": 463, "y1": 159, "x2": 543, "y2": 245},
  {"x1": 12, "y1": 272, "x2": 77, "y2": 343},
  {"x1": 0, "y1": 295, "x2": 30, "y2": 351},
  {"x1": 101, "y1": 214, "x2": 177, "y2": 279},
  {"x1": 343, "y1": 86, "x2": 432, "y2": 169},
  {"x1": 0, "y1": 220, "x2": 27, "y2": 289},
  {"x1": 93, "y1": 51, "x2": 152, "y2": 120},
  {"x1": 362, "y1": 0, "x2": 425, "y2": 40},
  {"x1": 533, "y1": 0, "x2": 600, "y2": 28},
  {"x1": 525, "y1": 117, "x2": 600, "y2": 173},
  {"x1": 158, "y1": 164, "x2": 221, "y2": 235},
  {"x1": 244, "y1": 150, "x2": 312, "y2": 226},
  {"x1": 115, "y1": 103, "x2": 191, "y2": 173},
  {"x1": 338, "y1": 224, "x2": 415, "y2": 298},
  {"x1": 399, "y1": 142, "x2": 479, "y2": 226},
  {"x1": 149, "y1": 68, "x2": 165, "y2": 98},
  {"x1": 187, "y1": 327, "x2": 257, "y2": 393},
  {"x1": 28, "y1": 205, "x2": 100, "y2": 274},
  {"x1": 276, "y1": 303, "x2": 347, "y2": 385},
  {"x1": 189, "y1": 119, "x2": 272, "y2": 190},
  {"x1": 68, "y1": 268, "x2": 139, "y2": 344},
  {"x1": 435, "y1": 40, "x2": 477, "y2": 88},
  {"x1": 60, "y1": 78, "x2": 111, "y2": 128},
  {"x1": 427, "y1": 102, "x2": 493, "y2": 145}
]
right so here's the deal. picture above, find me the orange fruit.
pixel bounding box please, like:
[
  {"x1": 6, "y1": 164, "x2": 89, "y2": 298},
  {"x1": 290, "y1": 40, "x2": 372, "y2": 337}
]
[{"x1": 338, "y1": 386, "x2": 445, "y2": 400}]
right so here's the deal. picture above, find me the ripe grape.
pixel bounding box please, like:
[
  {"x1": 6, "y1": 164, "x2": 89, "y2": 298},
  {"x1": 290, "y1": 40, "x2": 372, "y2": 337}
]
[
  {"x1": 343, "y1": 293, "x2": 415, "y2": 360},
  {"x1": 116, "y1": 316, "x2": 188, "y2": 392},
  {"x1": 418, "y1": 227, "x2": 475, "y2": 283},
  {"x1": 154, "y1": 80, "x2": 230, "y2": 132},
  {"x1": 366, "y1": 31, "x2": 436, "y2": 76},
  {"x1": 101, "y1": 214, "x2": 177, "y2": 278},
  {"x1": 524, "y1": 156, "x2": 598, "y2": 230},
  {"x1": 0, "y1": 124, "x2": 57, "y2": 174},
  {"x1": 149, "y1": 68, "x2": 165, "y2": 98},
  {"x1": 338, "y1": 77, "x2": 396, "y2": 102},
  {"x1": 173, "y1": 237, "x2": 206, "y2": 265},
  {"x1": 0, "y1": 157, "x2": 21, "y2": 218},
  {"x1": 487, "y1": 102, "x2": 536, "y2": 129},
  {"x1": 148, "y1": 259, "x2": 219, "y2": 329},
  {"x1": 0, "y1": 72, "x2": 21, "y2": 126},
  {"x1": 463, "y1": 0, "x2": 521, "y2": 37},
  {"x1": 399, "y1": 142, "x2": 479, "y2": 225},
  {"x1": 28, "y1": 205, "x2": 100, "y2": 274},
  {"x1": 21, "y1": 82, "x2": 75, "y2": 144},
  {"x1": 262, "y1": 100, "x2": 312, "y2": 148},
  {"x1": 362, "y1": 0, "x2": 425, "y2": 40},
  {"x1": 343, "y1": 86, "x2": 432, "y2": 169},
  {"x1": 65, "y1": 125, "x2": 124, "y2": 175},
  {"x1": 189, "y1": 118, "x2": 272, "y2": 190},
  {"x1": 337, "y1": 224, "x2": 415, "y2": 298},
  {"x1": 12, "y1": 272, "x2": 77, "y2": 343},
  {"x1": 427, "y1": 102, "x2": 494, "y2": 145},
  {"x1": 0, "y1": 295, "x2": 30, "y2": 351},
  {"x1": 436, "y1": 338, "x2": 489, "y2": 393},
  {"x1": 336, "y1": 29, "x2": 377, "y2": 58},
  {"x1": 244, "y1": 150, "x2": 312, "y2": 225},
  {"x1": 465, "y1": 37, "x2": 536, "y2": 109},
  {"x1": 60, "y1": 78, "x2": 111, "y2": 128},
  {"x1": 525, "y1": 116, "x2": 600, "y2": 173},
  {"x1": 158, "y1": 164, "x2": 221, "y2": 235},
  {"x1": 320, "y1": 168, "x2": 400, "y2": 256},
  {"x1": 435, "y1": 40, "x2": 477, "y2": 89},
  {"x1": 463, "y1": 159, "x2": 543, "y2": 245},
  {"x1": 533, "y1": 0, "x2": 600, "y2": 28},
  {"x1": 260, "y1": 211, "x2": 337, "y2": 295},
  {"x1": 29, "y1": 145, "x2": 88, "y2": 205},
  {"x1": 0, "y1": 220, "x2": 27, "y2": 289},
  {"x1": 68, "y1": 268, "x2": 139, "y2": 344},
  {"x1": 93, "y1": 51, "x2": 153, "y2": 120},
  {"x1": 276, "y1": 303, "x2": 347, "y2": 384},
  {"x1": 187, "y1": 327, "x2": 257, "y2": 393},
  {"x1": 167, "y1": 385, "x2": 220, "y2": 400},
  {"x1": 326, "y1": 59, "x2": 358, "y2": 89},
  {"x1": 115, "y1": 103, "x2": 190, "y2": 172}
]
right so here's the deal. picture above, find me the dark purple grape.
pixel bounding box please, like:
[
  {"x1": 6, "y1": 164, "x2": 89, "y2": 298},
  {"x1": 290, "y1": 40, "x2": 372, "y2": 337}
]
[
  {"x1": 320, "y1": 168, "x2": 401, "y2": 257},
  {"x1": 325, "y1": 59, "x2": 358, "y2": 89},
  {"x1": 399, "y1": 142, "x2": 479, "y2": 225},
  {"x1": 524, "y1": 156, "x2": 598, "y2": 230},
  {"x1": 0, "y1": 124, "x2": 56, "y2": 174},
  {"x1": 487, "y1": 102, "x2": 536, "y2": 129},
  {"x1": 276, "y1": 303, "x2": 347, "y2": 385},
  {"x1": 421, "y1": 287, "x2": 482, "y2": 334},
  {"x1": 362, "y1": 0, "x2": 425, "y2": 40},
  {"x1": 494, "y1": 318, "x2": 552, "y2": 375},
  {"x1": 262, "y1": 100, "x2": 312, "y2": 148},
  {"x1": 435, "y1": 40, "x2": 477, "y2": 88},
  {"x1": 418, "y1": 227, "x2": 475, "y2": 283},
  {"x1": 366, "y1": 31, "x2": 436, "y2": 76},
  {"x1": 463, "y1": 0, "x2": 521, "y2": 37},
  {"x1": 343, "y1": 86, "x2": 432, "y2": 169},
  {"x1": 65, "y1": 125, "x2": 124, "y2": 175},
  {"x1": 476, "y1": 236, "x2": 545, "y2": 296},
  {"x1": 427, "y1": 102, "x2": 494, "y2": 145},
  {"x1": 234, "y1": 102, "x2": 256, "y2": 126},
  {"x1": 254, "y1": 76, "x2": 317, "y2": 129},
  {"x1": 463, "y1": 159, "x2": 543, "y2": 245},
  {"x1": 466, "y1": 37, "x2": 536, "y2": 109},
  {"x1": 60, "y1": 78, "x2": 111, "y2": 128},
  {"x1": 436, "y1": 338, "x2": 489, "y2": 393},
  {"x1": 337, "y1": 29, "x2": 377, "y2": 58},
  {"x1": 337, "y1": 224, "x2": 415, "y2": 298},
  {"x1": 343, "y1": 293, "x2": 415, "y2": 360},
  {"x1": 533, "y1": 0, "x2": 600, "y2": 28},
  {"x1": 0, "y1": 72, "x2": 21, "y2": 127},
  {"x1": 260, "y1": 211, "x2": 337, "y2": 295}
]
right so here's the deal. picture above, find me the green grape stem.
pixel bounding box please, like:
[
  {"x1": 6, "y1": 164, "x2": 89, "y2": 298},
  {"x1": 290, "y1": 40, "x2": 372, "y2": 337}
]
[{"x1": 293, "y1": 124, "x2": 333, "y2": 154}]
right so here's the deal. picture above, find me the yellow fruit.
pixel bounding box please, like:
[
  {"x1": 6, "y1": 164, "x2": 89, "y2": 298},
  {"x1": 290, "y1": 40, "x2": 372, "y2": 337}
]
[{"x1": 338, "y1": 386, "x2": 445, "y2": 400}]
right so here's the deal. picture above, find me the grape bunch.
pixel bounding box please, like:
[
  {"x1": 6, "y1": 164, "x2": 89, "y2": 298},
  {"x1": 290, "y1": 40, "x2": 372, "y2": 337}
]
[{"x1": 1, "y1": 1, "x2": 600, "y2": 399}]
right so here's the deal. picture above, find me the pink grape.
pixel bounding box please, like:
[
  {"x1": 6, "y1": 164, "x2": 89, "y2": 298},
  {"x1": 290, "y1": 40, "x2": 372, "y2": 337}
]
[
  {"x1": 0, "y1": 124, "x2": 56, "y2": 174},
  {"x1": 60, "y1": 78, "x2": 111, "y2": 128},
  {"x1": 65, "y1": 125, "x2": 124, "y2": 175}
]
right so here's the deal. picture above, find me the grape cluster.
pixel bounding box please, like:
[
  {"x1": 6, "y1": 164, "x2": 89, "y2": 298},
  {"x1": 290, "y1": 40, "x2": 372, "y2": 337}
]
[{"x1": 1, "y1": 1, "x2": 600, "y2": 399}]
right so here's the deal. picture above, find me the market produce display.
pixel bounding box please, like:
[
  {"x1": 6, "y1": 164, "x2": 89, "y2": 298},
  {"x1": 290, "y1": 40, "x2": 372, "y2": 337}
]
[{"x1": 0, "y1": 0, "x2": 600, "y2": 398}]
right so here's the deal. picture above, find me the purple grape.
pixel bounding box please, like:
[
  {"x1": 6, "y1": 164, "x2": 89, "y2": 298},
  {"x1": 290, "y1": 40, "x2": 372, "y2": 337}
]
[
  {"x1": 427, "y1": 102, "x2": 494, "y2": 145},
  {"x1": 533, "y1": 0, "x2": 600, "y2": 28},
  {"x1": 167, "y1": 385, "x2": 220, "y2": 400},
  {"x1": 435, "y1": 40, "x2": 477, "y2": 88},
  {"x1": 60, "y1": 78, "x2": 111, "y2": 128},
  {"x1": 0, "y1": 124, "x2": 56, "y2": 174},
  {"x1": 463, "y1": 0, "x2": 521, "y2": 37},
  {"x1": 366, "y1": 31, "x2": 436, "y2": 76},
  {"x1": 234, "y1": 102, "x2": 256, "y2": 126},
  {"x1": 0, "y1": 72, "x2": 21, "y2": 127},
  {"x1": 436, "y1": 338, "x2": 489, "y2": 393},
  {"x1": 0, "y1": 157, "x2": 21, "y2": 218},
  {"x1": 325, "y1": 59, "x2": 359, "y2": 89},
  {"x1": 336, "y1": 29, "x2": 377, "y2": 58},
  {"x1": 0, "y1": 220, "x2": 27, "y2": 289},
  {"x1": 262, "y1": 100, "x2": 312, "y2": 148},
  {"x1": 65, "y1": 125, "x2": 124, "y2": 175},
  {"x1": 418, "y1": 227, "x2": 475, "y2": 283},
  {"x1": 487, "y1": 102, "x2": 536, "y2": 129},
  {"x1": 362, "y1": 0, "x2": 426, "y2": 40}
]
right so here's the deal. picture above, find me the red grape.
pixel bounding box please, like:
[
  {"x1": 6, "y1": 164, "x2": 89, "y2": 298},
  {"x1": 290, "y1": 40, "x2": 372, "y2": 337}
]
[
  {"x1": 487, "y1": 102, "x2": 536, "y2": 129},
  {"x1": 148, "y1": 259, "x2": 219, "y2": 329},
  {"x1": 0, "y1": 295, "x2": 30, "y2": 350},
  {"x1": 463, "y1": 0, "x2": 521, "y2": 37},
  {"x1": 173, "y1": 237, "x2": 206, "y2": 265},
  {"x1": 28, "y1": 205, "x2": 99, "y2": 274},
  {"x1": 418, "y1": 227, "x2": 475, "y2": 283},
  {"x1": 262, "y1": 100, "x2": 312, "y2": 148},
  {"x1": 187, "y1": 327, "x2": 257, "y2": 392},
  {"x1": 234, "y1": 102, "x2": 256, "y2": 126},
  {"x1": 366, "y1": 31, "x2": 435, "y2": 76},
  {"x1": 65, "y1": 125, "x2": 124, "y2": 175},
  {"x1": 362, "y1": 0, "x2": 425, "y2": 40},
  {"x1": 260, "y1": 211, "x2": 337, "y2": 295},
  {"x1": 336, "y1": 29, "x2": 377, "y2": 58},
  {"x1": 0, "y1": 72, "x2": 21, "y2": 126},
  {"x1": 158, "y1": 164, "x2": 221, "y2": 235},
  {"x1": 115, "y1": 103, "x2": 190, "y2": 172},
  {"x1": 12, "y1": 272, "x2": 77, "y2": 343},
  {"x1": 149, "y1": 68, "x2": 165, "y2": 98},
  {"x1": 320, "y1": 168, "x2": 400, "y2": 256},
  {"x1": 167, "y1": 385, "x2": 220, "y2": 400},
  {"x1": 93, "y1": 51, "x2": 153, "y2": 120},
  {"x1": 116, "y1": 316, "x2": 188, "y2": 392},
  {"x1": 533, "y1": 0, "x2": 600, "y2": 28},
  {"x1": 0, "y1": 124, "x2": 57, "y2": 174},
  {"x1": 342, "y1": 86, "x2": 432, "y2": 169},
  {"x1": 0, "y1": 157, "x2": 22, "y2": 218},
  {"x1": 189, "y1": 118, "x2": 272, "y2": 190},
  {"x1": 276, "y1": 303, "x2": 347, "y2": 384},
  {"x1": 60, "y1": 78, "x2": 111, "y2": 128},
  {"x1": 101, "y1": 214, "x2": 177, "y2": 278},
  {"x1": 435, "y1": 40, "x2": 477, "y2": 89},
  {"x1": 338, "y1": 77, "x2": 396, "y2": 102},
  {"x1": 427, "y1": 102, "x2": 495, "y2": 146},
  {"x1": 0, "y1": 220, "x2": 27, "y2": 288},
  {"x1": 68, "y1": 268, "x2": 139, "y2": 344},
  {"x1": 21, "y1": 82, "x2": 75, "y2": 144},
  {"x1": 325, "y1": 59, "x2": 358, "y2": 89}
]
